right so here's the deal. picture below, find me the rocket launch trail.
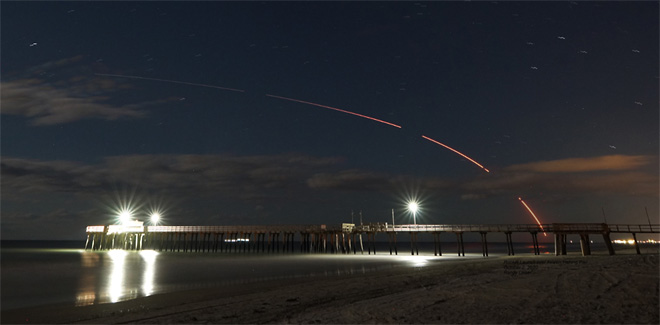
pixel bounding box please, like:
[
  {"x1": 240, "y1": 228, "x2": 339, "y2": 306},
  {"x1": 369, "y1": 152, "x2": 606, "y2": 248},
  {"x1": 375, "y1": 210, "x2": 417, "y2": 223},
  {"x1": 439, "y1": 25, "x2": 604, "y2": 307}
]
[
  {"x1": 266, "y1": 94, "x2": 402, "y2": 129},
  {"x1": 95, "y1": 73, "x2": 246, "y2": 93},
  {"x1": 421, "y1": 135, "x2": 490, "y2": 172},
  {"x1": 518, "y1": 197, "x2": 547, "y2": 236}
]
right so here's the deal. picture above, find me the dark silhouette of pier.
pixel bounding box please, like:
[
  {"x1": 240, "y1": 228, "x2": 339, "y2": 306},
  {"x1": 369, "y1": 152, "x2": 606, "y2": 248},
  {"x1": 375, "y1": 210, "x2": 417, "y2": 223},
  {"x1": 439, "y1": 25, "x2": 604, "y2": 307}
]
[{"x1": 84, "y1": 223, "x2": 659, "y2": 256}]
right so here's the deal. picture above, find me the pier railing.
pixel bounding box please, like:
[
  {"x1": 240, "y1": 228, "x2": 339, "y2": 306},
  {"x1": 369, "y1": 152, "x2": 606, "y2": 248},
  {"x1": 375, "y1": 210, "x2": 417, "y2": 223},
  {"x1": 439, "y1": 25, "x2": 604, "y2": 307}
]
[
  {"x1": 146, "y1": 224, "x2": 340, "y2": 233},
  {"x1": 86, "y1": 223, "x2": 660, "y2": 234},
  {"x1": 84, "y1": 222, "x2": 658, "y2": 257},
  {"x1": 608, "y1": 224, "x2": 659, "y2": 233}
]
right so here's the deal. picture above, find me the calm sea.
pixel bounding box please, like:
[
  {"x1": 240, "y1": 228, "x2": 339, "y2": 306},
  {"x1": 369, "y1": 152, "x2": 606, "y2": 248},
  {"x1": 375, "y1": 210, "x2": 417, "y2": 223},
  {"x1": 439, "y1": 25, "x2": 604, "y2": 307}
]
[{"x1": 0, "y1": 239, "x2": 635, "y2": 311}]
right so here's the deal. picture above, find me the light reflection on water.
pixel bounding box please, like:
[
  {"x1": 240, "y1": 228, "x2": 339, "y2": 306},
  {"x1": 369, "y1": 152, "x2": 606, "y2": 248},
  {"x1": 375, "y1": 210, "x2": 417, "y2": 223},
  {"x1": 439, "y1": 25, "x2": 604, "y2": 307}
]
[
  {"x1": 75, "y1": 250, "x2": 158, "y2": 306},
  {"x1": 69, "y1": 250, "x2": 441, "y2": 307},
  {"x1": 140, "y1": 250, "x2": 158, "y2": 297},
  {"x1": 3, "y1": 242, "x2": 579, "y2": 310},
  {"x1": 107, "y1": 250, "x2": 128, "y2": 303}
]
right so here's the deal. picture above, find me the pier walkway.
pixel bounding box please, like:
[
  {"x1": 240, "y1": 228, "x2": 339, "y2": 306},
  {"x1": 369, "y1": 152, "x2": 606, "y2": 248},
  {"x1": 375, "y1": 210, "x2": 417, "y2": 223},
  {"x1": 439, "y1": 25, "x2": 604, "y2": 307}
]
[{"x1": 84, "y1": 223, "x2": 659, "y2": 257}]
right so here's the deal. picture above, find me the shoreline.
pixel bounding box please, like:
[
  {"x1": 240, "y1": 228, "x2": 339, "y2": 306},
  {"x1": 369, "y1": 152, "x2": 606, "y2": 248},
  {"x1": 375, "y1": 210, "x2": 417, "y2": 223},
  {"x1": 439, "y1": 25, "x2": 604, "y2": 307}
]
[{"x1": 3, "y1": 251, "x2": 658, "y2": 324}]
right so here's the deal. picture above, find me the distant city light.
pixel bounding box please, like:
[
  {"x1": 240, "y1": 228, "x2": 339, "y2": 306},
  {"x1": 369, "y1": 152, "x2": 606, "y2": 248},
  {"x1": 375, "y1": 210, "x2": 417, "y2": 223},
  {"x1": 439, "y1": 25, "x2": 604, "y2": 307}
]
[{"x1": 612, "y1": 239, "x2": 658, "y2": 245}]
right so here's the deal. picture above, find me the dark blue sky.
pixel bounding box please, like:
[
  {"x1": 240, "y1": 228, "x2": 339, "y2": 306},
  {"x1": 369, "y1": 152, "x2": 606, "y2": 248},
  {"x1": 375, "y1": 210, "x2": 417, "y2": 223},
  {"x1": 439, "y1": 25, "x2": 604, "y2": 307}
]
[{"x1": 2, "y1": 1, "x2": 658, "y2": 240}]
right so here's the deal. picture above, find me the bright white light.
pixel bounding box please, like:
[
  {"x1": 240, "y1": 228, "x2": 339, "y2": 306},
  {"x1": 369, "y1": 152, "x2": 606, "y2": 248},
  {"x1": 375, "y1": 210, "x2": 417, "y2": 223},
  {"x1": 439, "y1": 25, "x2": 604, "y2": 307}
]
[
  {"x1": 139, "y1": 250, "x2": 158, "y2": 296},
  {"x1": 403, "y1": 255, "x2": 430, "y2": 267},
  {"x1": 150, "y1": 212, "x2": 161, "y2": 224},
  {"x1": 107, "y1": 250, "x2": 127, "y2": 303},
  {"x1": 407, "y1": 201, "x2": 420, "y2": 225},
  {"x1": 408, "y1": 202, "x2": 419, "y2": 214},
  {"x1": 118, "y1": 209, "x2": 133, "y2": 225}
]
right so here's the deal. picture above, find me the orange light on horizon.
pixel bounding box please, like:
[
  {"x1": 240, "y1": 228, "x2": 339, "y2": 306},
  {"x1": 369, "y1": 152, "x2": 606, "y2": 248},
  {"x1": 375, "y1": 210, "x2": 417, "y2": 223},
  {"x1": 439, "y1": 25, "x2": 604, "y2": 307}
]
[
  {"x1": 518, "y1": 197, "x2": 547, "y2": 236},
  {"x1": 421, "y1": 135, "x2": 490, "y2": 173}
]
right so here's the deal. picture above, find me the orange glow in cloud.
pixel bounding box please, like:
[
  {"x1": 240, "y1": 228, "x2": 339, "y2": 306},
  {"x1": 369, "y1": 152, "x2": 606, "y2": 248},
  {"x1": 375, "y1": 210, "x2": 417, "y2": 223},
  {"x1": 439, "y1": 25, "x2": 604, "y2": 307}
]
[
  {"x1": 266, "y1": 94, "x2": 402, "y2": 129},
  {"x1": 518, "y1": 197, "x2": 547, "y2": 236},
  {"x1": 505, "y1": 155, "x2": 652, "y2": 173},
  {"x1": 422, "y1": 135, "x2": 490, "y2": 172}
]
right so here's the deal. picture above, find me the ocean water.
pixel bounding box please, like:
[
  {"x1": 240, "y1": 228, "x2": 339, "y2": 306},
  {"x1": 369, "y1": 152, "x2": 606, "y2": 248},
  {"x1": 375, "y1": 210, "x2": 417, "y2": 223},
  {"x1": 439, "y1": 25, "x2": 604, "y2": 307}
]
[{"x1": 1, "y1": 240, "x2": 651, "y2": 311}]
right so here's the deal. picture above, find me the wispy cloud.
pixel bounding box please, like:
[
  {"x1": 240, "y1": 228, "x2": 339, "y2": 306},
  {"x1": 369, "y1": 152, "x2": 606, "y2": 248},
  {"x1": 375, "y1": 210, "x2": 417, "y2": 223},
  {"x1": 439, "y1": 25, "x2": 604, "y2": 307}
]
[
  {"x1": 1, "y1": 56, "x2": 168, "y2": 125},
  {"x1": 1, "y1": 154, "x2": 347, "y2": 201},
  {"x1": 307, "y1": 170, "x2": 394, "y2": 191},
  {"x1": 4, "y1": 154, "x2": 656, "y2": 203},
  {"x1": 461, "y1": 154, "x2": 658, "y2": 199}
]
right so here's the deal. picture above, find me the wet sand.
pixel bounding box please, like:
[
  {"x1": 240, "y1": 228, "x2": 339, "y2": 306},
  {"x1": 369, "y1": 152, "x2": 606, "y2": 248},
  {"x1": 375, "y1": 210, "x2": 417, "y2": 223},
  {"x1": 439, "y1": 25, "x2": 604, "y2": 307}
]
[{"x1": 3, "y1": 251, "x2": 658, "y2": 324}]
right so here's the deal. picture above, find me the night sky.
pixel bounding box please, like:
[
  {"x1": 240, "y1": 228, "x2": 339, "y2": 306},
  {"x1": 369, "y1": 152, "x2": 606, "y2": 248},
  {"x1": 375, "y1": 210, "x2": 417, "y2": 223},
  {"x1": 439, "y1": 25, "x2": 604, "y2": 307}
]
[{"x1": 2, "y1": 1, "x2": 658, "y2": 240}]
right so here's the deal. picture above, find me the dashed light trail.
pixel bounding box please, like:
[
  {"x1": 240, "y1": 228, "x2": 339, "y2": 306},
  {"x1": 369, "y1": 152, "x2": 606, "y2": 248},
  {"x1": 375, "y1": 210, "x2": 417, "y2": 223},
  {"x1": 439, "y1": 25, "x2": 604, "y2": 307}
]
[
  {"x1": 421, "y1": 135, "x2": 490, "y2": 172},
  {"x1": 266, "y1": 94, "x2": 402, "y2": 129},
  {"x1": 95, "y1": 73, "x2": 246, "y2": 93},
  {"x1": 518, "y1": 197, "x2": 547, "y2": 236},
  {"x1": 94, "y1": 72, "x2": 560, "y2": 227}
]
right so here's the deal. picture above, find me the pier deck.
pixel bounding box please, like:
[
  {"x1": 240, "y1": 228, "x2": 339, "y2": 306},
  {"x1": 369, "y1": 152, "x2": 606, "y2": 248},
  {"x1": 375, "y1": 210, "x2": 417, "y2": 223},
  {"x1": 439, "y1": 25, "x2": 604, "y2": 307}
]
[{"x1": 84, "y1": 223, "x2": 659, "y2": 257}]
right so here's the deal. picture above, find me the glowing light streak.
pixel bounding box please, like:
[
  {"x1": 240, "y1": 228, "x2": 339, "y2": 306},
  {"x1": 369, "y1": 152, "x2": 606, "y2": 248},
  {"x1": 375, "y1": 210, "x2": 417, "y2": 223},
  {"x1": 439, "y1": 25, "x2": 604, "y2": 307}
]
[
  {"x1": 265, "y1": 94, "x2": 402, "y2": 129},
  {"x1": 421, "y1": 135, "x2": 490, "y2": 172},
  {"x1": 518, "y1": 197, "x2": 547, "y2": 236},
  {"x1": 139, "y1": 250, "x2": 158, "y2": 296},
  {"x1": 95, "y1": 73, "x2": 246, "y2": 93},
  {"x1": 402, "y1": 255, "x2": 430, "y2": 267},
  {"x1": 107, "y1": 250, "x2": 127, "y2": 303}
]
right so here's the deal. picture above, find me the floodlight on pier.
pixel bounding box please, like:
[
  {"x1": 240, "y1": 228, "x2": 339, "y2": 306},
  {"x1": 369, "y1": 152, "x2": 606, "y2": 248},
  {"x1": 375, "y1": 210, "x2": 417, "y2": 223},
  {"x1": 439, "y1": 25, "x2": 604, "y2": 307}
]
[
  {"x1": 407, "y1": 201, "x2": 419, "y2": 225},
  {"x1": 118, "y1": 209, "x2": 133, "y2": 225},
  {"x1": 150, "y1": 212, "x2": 161, "y2": 225}
]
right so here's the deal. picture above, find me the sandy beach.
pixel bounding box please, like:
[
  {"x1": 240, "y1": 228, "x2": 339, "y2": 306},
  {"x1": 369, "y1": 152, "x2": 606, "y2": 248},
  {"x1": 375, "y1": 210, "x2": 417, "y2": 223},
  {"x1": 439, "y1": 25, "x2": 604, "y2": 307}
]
[{"x1": 3, "y1": 251, "x2": 658, "y2": 324}]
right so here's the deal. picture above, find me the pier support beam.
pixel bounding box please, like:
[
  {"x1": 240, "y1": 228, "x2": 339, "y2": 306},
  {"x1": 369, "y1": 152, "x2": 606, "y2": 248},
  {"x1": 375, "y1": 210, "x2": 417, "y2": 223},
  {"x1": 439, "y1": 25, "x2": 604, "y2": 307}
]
[
  {"x1": 359, "y1": 233, "x2": 364, "y2": 254},
  {"x1": 530, "y1": 232, "x2": 540, "y2": 255},
  {"x1": 480, "y1": 232, "x2": 489, "y2": 257},
  {"x1": 387, "y1": 232, "x2": 397, "y2": 255},
  {"x1": 410, "y1": 232, "x2": 419, "y2": 255},
  {"x1": 504, "y1": 232, "x2": 514, "y2": 256},
  {"x1": 602, "y1": 232, "x2": 615, "y2": 255},
  {"x1": 367, "y1": 232, "x2": 377, "y2": 255},
  {"x1": 579, "y1": 233, "x2": 591, "y2": 256},
  {"x1": 433, "y1": 232, "x2": 442, "y2": 256},
  {"x1": 455, "y1": 232, "x2": 465, "y2": 256},
  {"x1": 631, "y1": 233, "x2": 641, "y2": 254}
]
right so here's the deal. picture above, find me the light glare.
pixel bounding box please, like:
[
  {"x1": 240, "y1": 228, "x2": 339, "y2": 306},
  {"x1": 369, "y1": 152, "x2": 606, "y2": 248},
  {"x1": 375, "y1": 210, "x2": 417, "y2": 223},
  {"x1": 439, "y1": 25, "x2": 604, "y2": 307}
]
[
  {"x1": 408, "y1": 202, "x2": 419, "y2": 214},
  {"x1": 119, "y1": 209, "x2": 133, "y2": 225},
  {"x1": 150, "y1": 212, "x2": 161, "y2": 224}
]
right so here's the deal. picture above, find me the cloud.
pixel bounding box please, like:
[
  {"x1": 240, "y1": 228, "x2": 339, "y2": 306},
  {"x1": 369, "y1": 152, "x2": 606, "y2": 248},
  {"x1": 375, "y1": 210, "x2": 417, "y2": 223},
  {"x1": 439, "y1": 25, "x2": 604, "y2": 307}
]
[
  {"x1": 1, "y1": 154, "x2": 348, "y2": 202},
  {"x1": 462, "y1": 155, "x2": 659, "y2": 198},
  {"x1": 307, "y1": 170, "x2": 393, "y2": 191},
  {"x1": 0, "y1": 56, "x2": 169, "y2": 125},
  {"x1": 7, "y1": 153, "x2": 655, "y2": 204},
  {"x1": 1, "y1": 78, "x2": 149, "y2": 125},
  {"x1": 504, "y1": 155, "x2": 653, "y2": 173}
]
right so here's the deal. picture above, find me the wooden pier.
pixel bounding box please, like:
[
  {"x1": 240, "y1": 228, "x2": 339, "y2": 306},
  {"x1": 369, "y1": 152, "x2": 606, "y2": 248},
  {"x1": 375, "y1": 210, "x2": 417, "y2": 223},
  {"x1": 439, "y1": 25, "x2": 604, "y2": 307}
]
[{"x1": 84, "y1": 223, "x2": 659, "y2": 257}]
